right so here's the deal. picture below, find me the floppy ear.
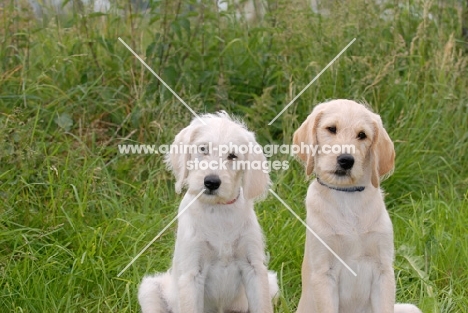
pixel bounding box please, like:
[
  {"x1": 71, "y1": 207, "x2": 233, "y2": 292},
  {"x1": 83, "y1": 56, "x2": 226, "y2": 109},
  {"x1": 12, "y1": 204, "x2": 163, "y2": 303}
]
[
  {"x1": 370, "y1": 117, "x2": 395, "y2": 188},
  {"x1": 293, "y1": 109, "x2": 323, "y2": 176},
  {"x1": 243, "y1": 139, "x2": 271, "y2": 200},
  {"x1": 165, "y1": 124, "x2": 197, "y2": 194}
]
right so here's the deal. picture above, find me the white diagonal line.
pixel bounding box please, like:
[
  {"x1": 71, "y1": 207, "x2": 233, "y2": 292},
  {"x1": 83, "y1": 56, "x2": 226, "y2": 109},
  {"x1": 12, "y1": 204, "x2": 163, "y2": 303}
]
[
  {"x1": 117, "y1": 189, "x2": 205, "y2": 277},
  {"x1": 268, "y1": 38, "x2": 356, "y2": 125},
  {"x1": 118, "y1": 37, "x2": 206, "y2": 125},
  {"x1": 268, "y1": 188, "x2": 357, "y2": 276}
]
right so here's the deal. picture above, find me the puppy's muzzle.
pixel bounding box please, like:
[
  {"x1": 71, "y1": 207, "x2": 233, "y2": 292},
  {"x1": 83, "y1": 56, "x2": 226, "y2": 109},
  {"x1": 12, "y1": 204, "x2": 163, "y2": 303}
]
[
  {"x1": 336, "y1": 154, "x2": 354, "y2": 175},
  {"x1": 204, "y1": 174, "x2": 221, "y2": 193}
]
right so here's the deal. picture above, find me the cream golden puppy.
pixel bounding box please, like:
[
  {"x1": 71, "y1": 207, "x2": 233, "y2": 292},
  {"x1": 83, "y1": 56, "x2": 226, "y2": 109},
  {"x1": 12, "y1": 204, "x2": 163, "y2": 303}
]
[
  {"x1": 293, "y1": 100, "x2": 421, "y2": 313},
  {"x1": 138, "y1": 112, "x2": 278, "y2": 313}
]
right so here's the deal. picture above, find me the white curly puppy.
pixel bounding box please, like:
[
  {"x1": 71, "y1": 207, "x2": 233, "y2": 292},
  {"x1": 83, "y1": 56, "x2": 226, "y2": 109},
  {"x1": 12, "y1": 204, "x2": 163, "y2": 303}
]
[
  {"x1": 293, "y1": 100, "x2": 421, "y2": 313},
  {"x1": 138, "y1": 112, "x2": 278, "y2": 313}
]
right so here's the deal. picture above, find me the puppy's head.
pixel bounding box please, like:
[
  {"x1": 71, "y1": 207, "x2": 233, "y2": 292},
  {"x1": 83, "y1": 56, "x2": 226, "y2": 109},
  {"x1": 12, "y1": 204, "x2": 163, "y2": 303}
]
[
  {"x1": 166, "y1": 111, "x2": 270, "y2": 204},
  {"x1": 293, "y1": 100, "x2": 394, "y2": 188}
]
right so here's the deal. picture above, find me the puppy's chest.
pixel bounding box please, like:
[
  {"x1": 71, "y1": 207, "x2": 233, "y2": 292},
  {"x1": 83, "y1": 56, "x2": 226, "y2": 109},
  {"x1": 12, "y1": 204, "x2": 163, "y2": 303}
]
[
  {"x1": 195, "y1": 210, "x2": 249, "y2": 264},
  {"x1": 318, "y1": 209, "x2": 390, "y2": 258},
  {"x1": 203, "y1": 235, "x2": 245, "y2": 265}
]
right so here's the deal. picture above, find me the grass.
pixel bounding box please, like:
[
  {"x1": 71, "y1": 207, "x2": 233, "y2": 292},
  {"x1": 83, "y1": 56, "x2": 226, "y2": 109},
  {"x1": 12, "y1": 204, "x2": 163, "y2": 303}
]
[{"x1": 1, "y1": 0, "x2": 467, "y2": 312}]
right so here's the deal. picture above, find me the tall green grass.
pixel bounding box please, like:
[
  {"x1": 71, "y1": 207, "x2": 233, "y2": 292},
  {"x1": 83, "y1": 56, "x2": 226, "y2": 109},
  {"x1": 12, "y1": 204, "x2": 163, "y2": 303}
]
[{"x1": 1, "y1": 0, "x2": 467, "y2": 312}]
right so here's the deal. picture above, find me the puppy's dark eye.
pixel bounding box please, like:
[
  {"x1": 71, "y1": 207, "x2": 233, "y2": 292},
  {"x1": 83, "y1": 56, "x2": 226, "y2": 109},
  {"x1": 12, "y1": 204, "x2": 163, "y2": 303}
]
[
  {"x1": 357, "y1": 132, "x2": 367, "y2": 140},
  {"x1": 327, "y1": 126, "x2": 337, "y2": 134},
  {"x1": 228, "y1": 153, "x2": 237, "y2": 160},
  {"x1": 199, "y1": 146, "x2": 208, "y2": 154}
]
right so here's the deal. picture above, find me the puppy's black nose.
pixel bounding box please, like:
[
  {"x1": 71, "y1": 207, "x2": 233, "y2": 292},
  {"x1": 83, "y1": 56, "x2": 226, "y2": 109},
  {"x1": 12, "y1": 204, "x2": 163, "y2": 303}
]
[
  {"x1": 204, "y1": 175, "x2": 221, "y2": 191},
  {"x1": 337, "y1": 154, "x2": 355, "y2": 170}
]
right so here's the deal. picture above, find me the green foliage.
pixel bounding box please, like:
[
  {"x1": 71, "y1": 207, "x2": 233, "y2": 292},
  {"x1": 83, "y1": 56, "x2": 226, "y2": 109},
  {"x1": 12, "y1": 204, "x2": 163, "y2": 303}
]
[{"x1": 1, "y1": 0, "x2": 467, "y2": 312}]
